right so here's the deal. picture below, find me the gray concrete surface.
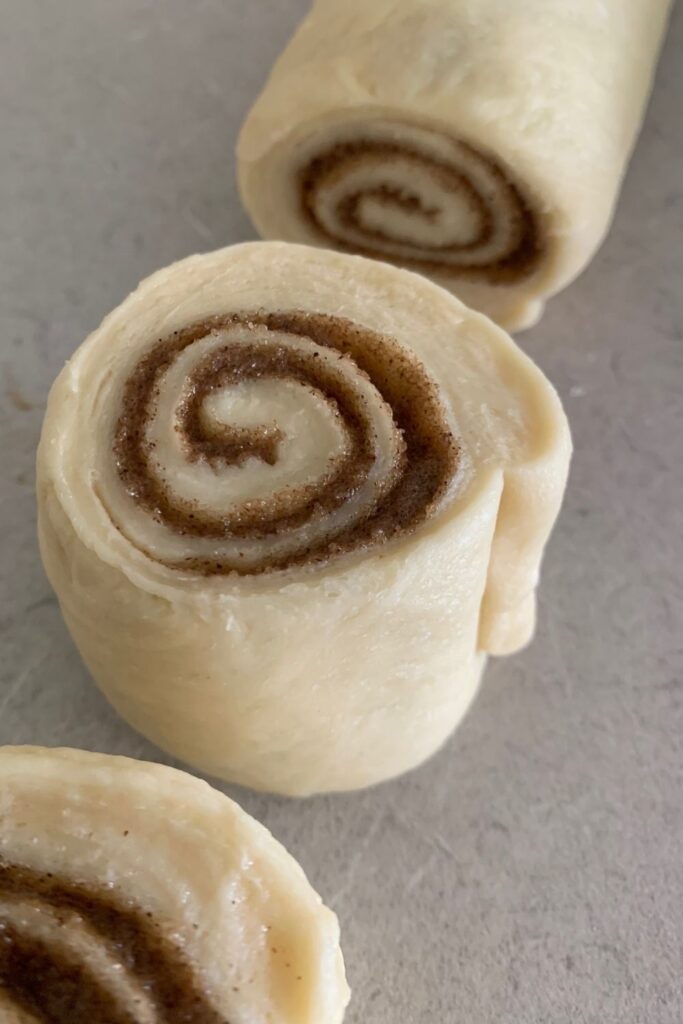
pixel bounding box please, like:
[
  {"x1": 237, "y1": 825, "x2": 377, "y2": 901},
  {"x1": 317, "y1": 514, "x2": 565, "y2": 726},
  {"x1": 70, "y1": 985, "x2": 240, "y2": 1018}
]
[{"x1": 1, "y1": 2, "x2": 682, "y2": 1021}]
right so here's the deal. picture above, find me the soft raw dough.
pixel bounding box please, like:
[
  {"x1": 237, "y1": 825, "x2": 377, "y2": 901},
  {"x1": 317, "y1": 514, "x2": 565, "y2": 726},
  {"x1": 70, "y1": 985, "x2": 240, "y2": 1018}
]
[
  {"x1": 37, "y1": 242, "x2": 571, "y2": 795},
  {"x1": 238, "y1": 0, "x2": 672, "y2": 330},
  {"x1": 0, "y1": 746, "x2": 349, "y2": 1024}
]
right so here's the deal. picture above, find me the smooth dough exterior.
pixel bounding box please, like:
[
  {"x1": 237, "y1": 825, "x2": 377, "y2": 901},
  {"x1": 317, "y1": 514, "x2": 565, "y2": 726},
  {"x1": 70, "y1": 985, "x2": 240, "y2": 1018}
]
[
  {"x1": 37, "y1": 242, "x2": 571, "y2": 796},
  {"x1": 237, "y1": 0, "x2": 672, "y2": 331},
  {"x1": 0, "y1": 746, "x2": 349, "y2": 1024}
]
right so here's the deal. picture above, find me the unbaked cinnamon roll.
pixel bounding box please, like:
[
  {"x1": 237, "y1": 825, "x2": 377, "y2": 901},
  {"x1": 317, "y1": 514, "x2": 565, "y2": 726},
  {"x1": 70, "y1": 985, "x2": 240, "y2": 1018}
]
[
  {"x1": 237, "y1": 0, "x2": 672, "y2": 331},
  {"x1": 0, "y1": 746, "x2": 349, "y2": 1023},
  {"x1": 37, "y1": 242, "x2": 571, "y2": 795}
]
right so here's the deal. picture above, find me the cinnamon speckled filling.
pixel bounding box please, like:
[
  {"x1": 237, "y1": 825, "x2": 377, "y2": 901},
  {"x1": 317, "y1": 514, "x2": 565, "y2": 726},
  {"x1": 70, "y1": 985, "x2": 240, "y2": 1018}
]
[{"x1": 0, "y1": 861, "x2": 227, "y2": 1024}]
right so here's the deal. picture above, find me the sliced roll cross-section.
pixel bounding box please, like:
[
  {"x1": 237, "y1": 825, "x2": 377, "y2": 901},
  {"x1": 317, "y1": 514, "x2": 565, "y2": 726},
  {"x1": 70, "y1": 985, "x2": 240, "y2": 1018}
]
[
  {"x1": 0, "y1": 746, "x2": 349, "y2": 1024},
  {"x1": 109, "y1": 306, "x2": 459, "y2": 576},
  {"x1": 238, "y1": 0, "x2": 672, "y2": 330},
  {"x1": 37, "y1": 242, "x2": 570, "y2": 795},
  {"x1": 296, "y1": 120, "x2": 541, "y2": 288}
]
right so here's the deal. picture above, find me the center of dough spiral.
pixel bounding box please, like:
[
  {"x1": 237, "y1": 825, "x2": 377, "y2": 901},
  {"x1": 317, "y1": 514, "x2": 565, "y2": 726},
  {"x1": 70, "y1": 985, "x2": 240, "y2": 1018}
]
[
  {"x1": 297, "y1": 120, "x2": 541, "y2": 284},
  {"x1": 107, "y1": 311, "x2": 460, "y2": 576},
  {"x1": 0, "y1": 862, "x2": 225, "y2": 1024}
]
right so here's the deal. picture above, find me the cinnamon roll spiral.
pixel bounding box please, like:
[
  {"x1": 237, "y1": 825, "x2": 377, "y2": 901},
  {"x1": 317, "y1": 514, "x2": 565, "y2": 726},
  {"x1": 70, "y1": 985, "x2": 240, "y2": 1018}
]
[
  {"x1": 38, "y1": 242, "x2": 570, "y2": 795},
  {"x1": 298, "y1": 123, "x2": 541, "y2": 286},
  {"x1": 109, "y1": 310, "x2": 458, "y2": 576},
  {"x1": 238, "y1": 0, "x2": 672, "y2": 331},
  {"x1": 0, "y1": 747, "x2": 349, "y2": 1024}
]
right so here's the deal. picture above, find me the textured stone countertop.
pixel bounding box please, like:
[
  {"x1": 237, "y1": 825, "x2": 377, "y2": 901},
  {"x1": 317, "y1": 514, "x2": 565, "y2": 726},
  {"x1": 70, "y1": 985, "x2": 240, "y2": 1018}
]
[{"x1": 1, "y1": 3, "x2": 682, "y2": 1021}]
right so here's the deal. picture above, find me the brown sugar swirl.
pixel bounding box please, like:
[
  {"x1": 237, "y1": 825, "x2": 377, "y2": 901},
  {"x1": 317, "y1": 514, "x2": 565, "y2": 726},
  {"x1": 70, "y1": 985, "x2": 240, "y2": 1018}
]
[
  {"x1": 297, "y1": 121, "x2": 541, "y2": 284},
  {"x1": 0, "y1": 861, "x2": 227, "y2": 1024},
  {"x1": 109, "y1": 310, "x2": 460, "y2": 576}
]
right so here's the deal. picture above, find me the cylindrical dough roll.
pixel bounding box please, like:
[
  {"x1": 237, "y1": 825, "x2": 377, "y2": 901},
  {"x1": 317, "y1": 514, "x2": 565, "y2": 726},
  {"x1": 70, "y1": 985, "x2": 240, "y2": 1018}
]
[
  {"x1": 0, "y1": 746, "x2": 349, "y2": 1023},
  {"x1": 237, "y1": 0, "x2": 672, "y2": 331},
  {"x1": 37, "y1": 242, "x2": 570, "y2": 796}
]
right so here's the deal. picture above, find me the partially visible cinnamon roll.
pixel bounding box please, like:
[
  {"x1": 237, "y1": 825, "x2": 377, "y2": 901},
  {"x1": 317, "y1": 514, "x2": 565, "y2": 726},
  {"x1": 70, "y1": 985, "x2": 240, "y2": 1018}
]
[
  {"x1": 0, "y1": 746, "x2": 349, "y2": 1024},
  {"x1": 37, "y1": 242, "x2": 570, "y2": 795},
  {"x1": 238, "y1": 0, "x2": 672, "y2": 331}
]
